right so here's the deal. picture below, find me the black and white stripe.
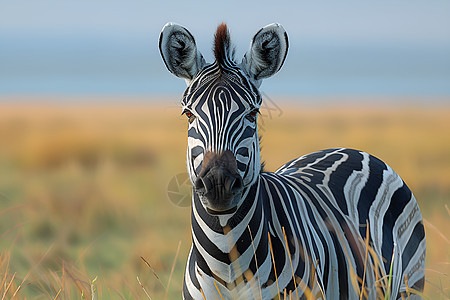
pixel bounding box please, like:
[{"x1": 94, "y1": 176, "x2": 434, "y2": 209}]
[
  {"x1": 183, "y1": 60, "x2": 262, "y2": 187},
  {"x1": 159, "y1": 23, "x2": 426, "y2": 300}
]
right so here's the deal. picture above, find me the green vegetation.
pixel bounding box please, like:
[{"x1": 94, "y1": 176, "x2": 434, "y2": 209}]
[{"x1": 1, "y1": 100, "x2": 449, "y2": 299}]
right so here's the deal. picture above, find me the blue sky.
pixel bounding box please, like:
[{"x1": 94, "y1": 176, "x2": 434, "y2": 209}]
[
  {"x1": 2, "y1": 0, "x2": 449, "y2": 42},
  {"x1": 1, "y1": 0, "x2": 449, "y2": 97}
]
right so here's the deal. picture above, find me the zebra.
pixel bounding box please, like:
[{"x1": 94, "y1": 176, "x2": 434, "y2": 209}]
[{"x1": 159, "y1": 22, "x2": 426, "y2": 299}]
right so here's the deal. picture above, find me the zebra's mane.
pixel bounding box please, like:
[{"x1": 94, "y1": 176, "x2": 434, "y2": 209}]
[{"x1": 214, "y1": 23, "x2": 236, "y2": 68}]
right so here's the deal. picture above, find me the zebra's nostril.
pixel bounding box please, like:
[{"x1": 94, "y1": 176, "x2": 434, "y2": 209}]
[
  {"x1": 194, "y1": 177, "x2": 206, "y2": 192},
  {"x1": 195, "y1": 176, "x2": 214, "y2": 195},
  {"x1": 228, "y1": 176, "x2": 243, "y2": 193},
  {"x1": 195, "y1": 169, "x2": 243, "y2": 204}
]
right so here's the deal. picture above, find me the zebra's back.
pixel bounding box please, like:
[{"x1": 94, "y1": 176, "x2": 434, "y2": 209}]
[{"x1": 272, "y1": 148, "x2": 426, "y2": 299}]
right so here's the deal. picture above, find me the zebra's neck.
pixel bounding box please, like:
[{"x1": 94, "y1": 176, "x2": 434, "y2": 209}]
[
  {"x1": 190, "y1": 176, "x2": 273, "y2": 282},
  {"x1": 189, "y1": 175, "x2": 299, "y2": 300}
]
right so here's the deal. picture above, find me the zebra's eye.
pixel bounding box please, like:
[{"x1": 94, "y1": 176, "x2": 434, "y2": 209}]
[
  {"x1": 246, "y1": 109, "x2": 259, "y2": 122},
  {"x1": 183, "y1": 109, "x2": 196, "y2": 123}
]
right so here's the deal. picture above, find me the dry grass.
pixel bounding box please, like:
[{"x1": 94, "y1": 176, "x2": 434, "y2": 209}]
[{"x1": 0, "y1": 98, "x2": 449, "y2": 299}]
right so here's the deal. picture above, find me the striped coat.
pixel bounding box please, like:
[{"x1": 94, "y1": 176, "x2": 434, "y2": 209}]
[{"x1": 159, "y1": 22, "x2": 426, "y2": 299}]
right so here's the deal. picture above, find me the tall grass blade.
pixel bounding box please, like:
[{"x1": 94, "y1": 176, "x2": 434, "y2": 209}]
[
  {"x1": 53, "y1": 288, "x2": 61, "y2": 300},
  {"x1": 247, "y1": 225, "x2": 263, "y2": 300},
  {"x1": 282, "y1": 226, "x2": 299, "y2": 299},
  {"x1": 165, "y1": 240, "x2": 182, "y2": 300},
  {"x1": 137, "y1": 276, "x2": 152, "y2": 299},
  {"x1": 213, "y1": 280, "x2": 225, "y2": 300},
  {"x1": 0, "y1": 252, "x2": 10, "y2": 296},
  {"x1": 63, "y1": 262, "x2": 65, "y2": 300},
  {"x1": 90, "y1": 276, "x2": 97, "y2": 300},
  {"x1": 359, "y1": 221, "x2": 370, "y2": 300},
  {"x1": 1, "y1": 272, "x2": 16, "y2": 300},
  {"x1": 98, "y1": 264, "x2": 114, "y2": 299},
  {"x1": 140, "y1": 256, "x2": 166, "y2": 289},
  {"x1": 200, "y1": 288, "x2": 207, "y2": 300},
  {"x1": 268, "y1": 232, "x2": 281, "y2": 299},
  {"x1": 385, "y1": 243, "x2": 396, "y2": 300},
  {"x1": 307, "y1": 259, "x2": 321, "y2": 300},
  {"x1": 333, "y1": 224, "x2": 360, "y2": 297}
]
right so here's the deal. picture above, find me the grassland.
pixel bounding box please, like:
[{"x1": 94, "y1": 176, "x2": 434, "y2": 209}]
[{"x1": 0, "y1": 97, "x2": 449, "y2": 299}]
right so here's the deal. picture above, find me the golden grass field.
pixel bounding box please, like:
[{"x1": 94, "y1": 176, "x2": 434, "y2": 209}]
[{"x1": 0, "y1": 97, "x2": 449, "y2": 299}]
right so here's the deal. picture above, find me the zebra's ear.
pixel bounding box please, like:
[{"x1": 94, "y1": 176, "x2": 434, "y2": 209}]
[
  {"x1": 159, "y1": 23, "x2": 205, "y2": 82},
  {"x1": 241, "y1": 23, "x2": 288, "y2": 86}
]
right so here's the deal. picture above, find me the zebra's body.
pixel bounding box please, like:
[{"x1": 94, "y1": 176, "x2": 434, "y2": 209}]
[
  {"x1": 185, "y1": 148, "x2": 425, "y2": 299},
  {"x1": 159, "y1": 23, "x2": 426, "y2": 299}
]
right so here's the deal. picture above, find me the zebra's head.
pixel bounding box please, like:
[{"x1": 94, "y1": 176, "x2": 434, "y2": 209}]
[{"x1": 159, "y1": 23, "x2": 288, "y2": 215}]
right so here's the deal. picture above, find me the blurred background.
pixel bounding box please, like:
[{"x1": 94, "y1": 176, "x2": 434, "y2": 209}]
[
  {"x1": 1, "y1": 0, "x2": 450, "y2": 97},
  {"x1": 0, "y1": 0, "x2": 449, "y2": 299}
]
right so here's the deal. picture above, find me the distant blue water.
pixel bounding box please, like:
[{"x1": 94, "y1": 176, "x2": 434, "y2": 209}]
[{"x1": 1, "y1": 36, "x2": 449, "y2": 100}]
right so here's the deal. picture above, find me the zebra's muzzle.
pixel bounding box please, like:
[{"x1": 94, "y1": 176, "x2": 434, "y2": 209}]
[{"x1": 194, "y1": 150, "x2": 244, "y2": 214}]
